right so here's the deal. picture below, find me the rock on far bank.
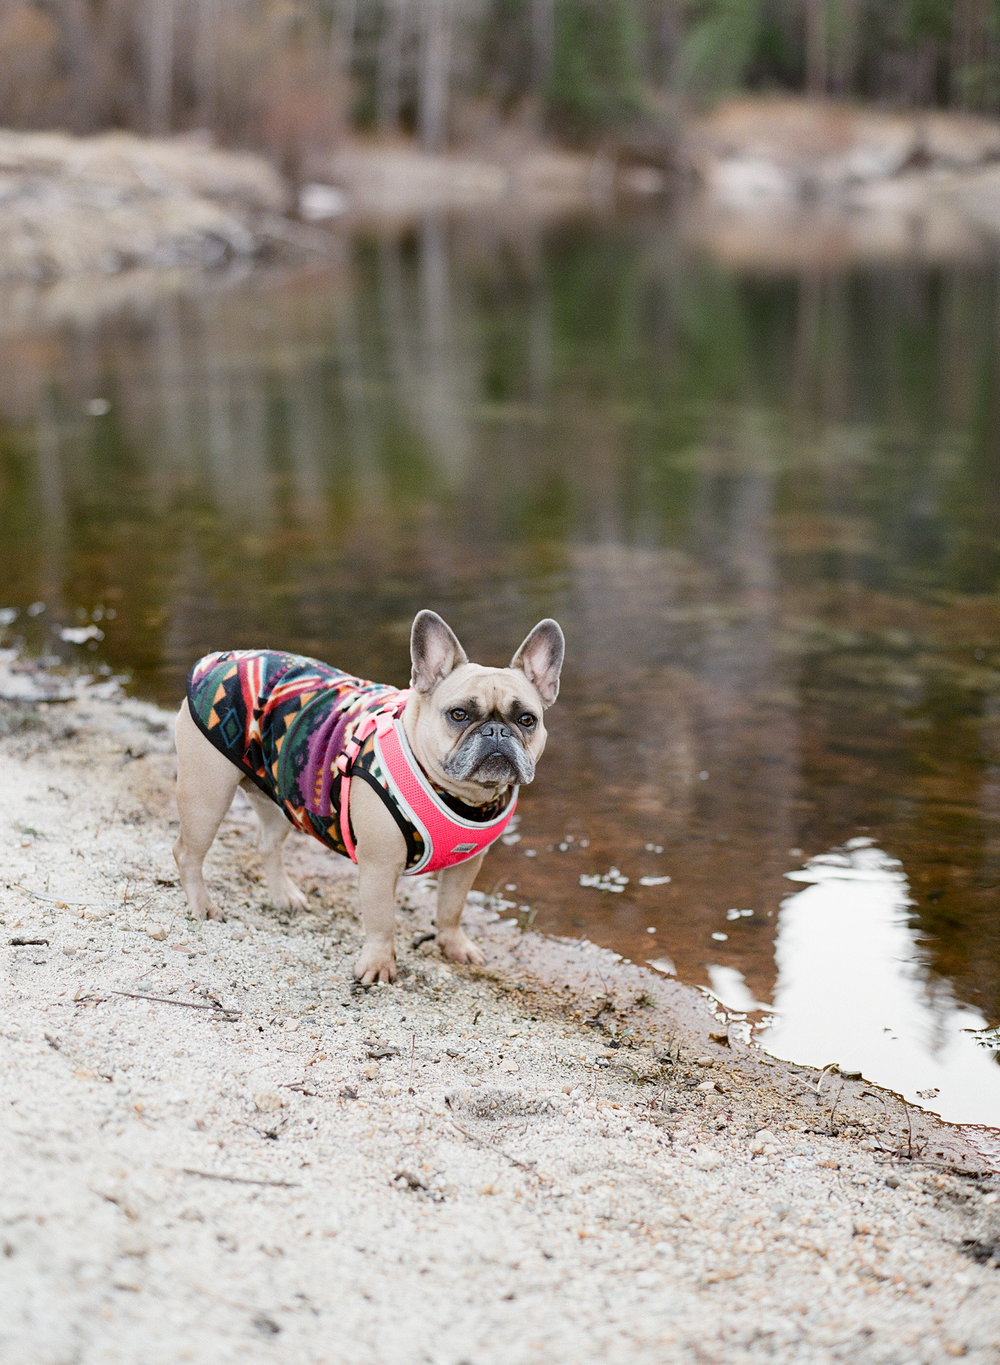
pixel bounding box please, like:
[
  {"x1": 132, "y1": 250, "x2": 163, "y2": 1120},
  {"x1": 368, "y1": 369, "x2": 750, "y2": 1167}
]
[
  {"x1": 686, "y1": 96, "x2": 1000, "y2": 209},
  {"x1": 678, "y1": 96, "x2": 1000, "y2": 267},
  {"x1": 0, "y1": 128, "x2": 293, "y2": 282}
]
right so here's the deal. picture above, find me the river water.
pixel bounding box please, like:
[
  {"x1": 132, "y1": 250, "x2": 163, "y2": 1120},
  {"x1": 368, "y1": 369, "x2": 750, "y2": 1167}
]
[{"x1": 2, "y1": 212, "x2": 1000, "y2": 1124}]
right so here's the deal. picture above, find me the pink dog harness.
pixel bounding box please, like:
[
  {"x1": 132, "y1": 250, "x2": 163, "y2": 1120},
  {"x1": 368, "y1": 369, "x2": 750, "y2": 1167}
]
[{"x1": 336, "y1": 691, "x2": 518, "y2": 875}]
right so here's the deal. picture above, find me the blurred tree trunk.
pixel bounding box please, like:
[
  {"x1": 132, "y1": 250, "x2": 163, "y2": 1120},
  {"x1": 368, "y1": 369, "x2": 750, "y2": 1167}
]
[
  {"x1": 828, "y1": 0, "x2": 861, "y2": 98},
  {"x1": 804, "y1": 0, "x2": 827, "y2": 96},
  {"x1": 331, "y1": 0, "x2": 358, "y2": 88},
  {"x1": 532, "y1": 0, "x2": 555, "y2": 93},
  {"x1": 60, "y1": 0, "x2": 98, "y2": 131},
  {"x1": 420, "y1": 0, "x2": 451, "y2": 153},
  {"x1": 146, "y1": 0, "x2": 175, "y2": 135},
  {"x1": 378, "y1": 0, "x2": 409, "y2": 133},
  {"x1": 656, "y1": 0, "x2": 683, "y2": 88},
  {"x1": 193, "y1": 0, "x2": 219, "y2": 129}
]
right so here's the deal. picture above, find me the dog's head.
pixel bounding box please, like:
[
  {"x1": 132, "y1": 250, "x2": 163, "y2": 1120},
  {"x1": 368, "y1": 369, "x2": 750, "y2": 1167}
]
[{"x1": 404, "y1": 610, "x2": 564, "y2": 800}]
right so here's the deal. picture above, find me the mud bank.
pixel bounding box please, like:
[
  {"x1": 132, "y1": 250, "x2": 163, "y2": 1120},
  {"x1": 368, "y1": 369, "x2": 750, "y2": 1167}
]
[{"x1": 2, "y1": 687, "x2": 1000, "y2": 1364}]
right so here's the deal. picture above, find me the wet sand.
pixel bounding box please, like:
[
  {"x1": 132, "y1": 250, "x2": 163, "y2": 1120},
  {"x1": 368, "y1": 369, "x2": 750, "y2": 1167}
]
[{"x1": 2, "y1": 687, "x2": 1000, "y2": 1362}]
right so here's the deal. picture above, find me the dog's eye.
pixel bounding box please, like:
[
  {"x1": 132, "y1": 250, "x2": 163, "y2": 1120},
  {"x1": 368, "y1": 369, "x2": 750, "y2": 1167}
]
[
  {"x1": 449, "y1": 707, "x2": 469, "y2": 723},
  {"x1": 518, "y1": 712, "x2": 537, "y2": 729}
]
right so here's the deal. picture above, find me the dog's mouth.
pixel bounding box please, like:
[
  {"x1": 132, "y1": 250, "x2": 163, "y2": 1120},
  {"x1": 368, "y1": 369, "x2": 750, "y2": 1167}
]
[
  {"x1": 472, "y1": 751, "x2": 521, "y2": 785},
  {"x1": 445, "y1": 728, "x2": 535, "y2": 788}
]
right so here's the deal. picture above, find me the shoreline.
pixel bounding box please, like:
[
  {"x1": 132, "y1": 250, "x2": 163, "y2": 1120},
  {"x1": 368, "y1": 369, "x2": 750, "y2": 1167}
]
[
  {"x1": 4, "y1": 100, "x2": 1000, "y2": 300},
  {"x1": 3, "y1": 687, "x2": 1000, "y2": 1361}
]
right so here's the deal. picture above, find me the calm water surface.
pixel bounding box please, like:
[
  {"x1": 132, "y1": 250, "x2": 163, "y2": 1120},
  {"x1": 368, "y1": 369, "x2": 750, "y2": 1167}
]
[{"x1": 2, "y1": 214, "x2": 1000, "y2": 1124}]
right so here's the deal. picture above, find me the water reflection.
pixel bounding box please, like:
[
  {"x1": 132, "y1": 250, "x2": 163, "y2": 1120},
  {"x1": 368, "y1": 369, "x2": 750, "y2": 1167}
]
[
  {"x1": 762, "y1": 841, "x2": 1000, "y2": 1127},
  {"x1": 1, "y1": 213, "x2": 1000, "y2": 1119}
]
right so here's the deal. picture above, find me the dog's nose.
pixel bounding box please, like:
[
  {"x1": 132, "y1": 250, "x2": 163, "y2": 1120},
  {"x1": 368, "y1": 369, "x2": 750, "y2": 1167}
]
[{"x1": 479, "y1": 721, "x2": 512, "y2": 741}]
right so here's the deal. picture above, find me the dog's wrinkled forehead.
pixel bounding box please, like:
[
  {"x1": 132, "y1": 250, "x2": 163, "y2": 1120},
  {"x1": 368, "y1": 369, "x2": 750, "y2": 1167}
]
[{"x1": 432, "y1": 663, "x2": 542, "y2": 716}]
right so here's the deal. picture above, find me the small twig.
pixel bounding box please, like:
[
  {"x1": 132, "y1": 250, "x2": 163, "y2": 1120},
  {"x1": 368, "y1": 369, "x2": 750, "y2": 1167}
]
[
  {"x1": 0, "y1": 692, "x2": 74, "y2": 704},
  {"x1": 897, "y1": 1099, "x2": 915, "y2": 1159},
  {"x1": 11, "y1": 883, "x2": 88, "y2": 907},
  {"x1": 424, "y1": 1104, "x2": 539, "y2": 1176},
  {"x1": 110, "y1": 990, "x2": 239, "y2": 1021},
  {"x1": 408, "y1": 1032, "x2": 416, "y2": 1094},
  {"x1": 178, "y1": 1168, "x2": 299, "y2": 1188},
  {"x1": 9, "y1": 937, "x2": 50, "y2": 946},
  {"x1": 871, "y1": 1147, "x2": 986, "y2": 1176},
  {"x1": 93, "y1": 800, "x2": 119, "y2": 841},
  {"x1": 516, "y1": 905, "x2": 537, "y2": 932}
]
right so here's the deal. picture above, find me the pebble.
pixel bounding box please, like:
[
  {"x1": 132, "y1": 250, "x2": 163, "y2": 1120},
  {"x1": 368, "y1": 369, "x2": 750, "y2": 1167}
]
[
  {"x1": 693, "y1": 1149, "x2": 723, "y2": 1171},
  {"x1": 253, "y1": 1091, "x2": 286, "y2": 1113},
  {"x1": 750, "y1": 1129, "x2": 780, "y2": 1155},
  {"x1": 146, "y1": 926, "x2": 167, "y2": 941},
  {"x1": 363, "y1": 1062, "x2": 380, "y2": 1081}
]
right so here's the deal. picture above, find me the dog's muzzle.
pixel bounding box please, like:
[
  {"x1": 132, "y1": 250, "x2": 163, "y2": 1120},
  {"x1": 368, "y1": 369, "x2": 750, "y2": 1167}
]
[{"x1": 446, "y1": 720, "x2": 535, "y2": 787}]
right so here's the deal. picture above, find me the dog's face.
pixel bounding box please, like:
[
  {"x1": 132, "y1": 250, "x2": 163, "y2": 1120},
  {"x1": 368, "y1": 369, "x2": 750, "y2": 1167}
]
[{"x1": 405, "y1": 611, "x2": 564, "y2": 799}]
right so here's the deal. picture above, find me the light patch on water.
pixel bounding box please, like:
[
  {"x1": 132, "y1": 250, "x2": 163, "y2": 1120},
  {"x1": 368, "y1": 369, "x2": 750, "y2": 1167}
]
[
  {"x1": 579, "y1": 868, "x2": 629, "y2": 893},
  {"x1": 705, "y1": 964, "x2": 770, "y2": 1013},
  {"x1": 762, "y1": 839, "x2": 1000, "y2": 1127}
]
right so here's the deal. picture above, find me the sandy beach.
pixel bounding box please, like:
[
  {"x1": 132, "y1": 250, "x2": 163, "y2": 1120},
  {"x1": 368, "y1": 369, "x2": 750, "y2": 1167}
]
[{"x1": 2, "y1": 685, "x2": 1000, "y2": 1364}]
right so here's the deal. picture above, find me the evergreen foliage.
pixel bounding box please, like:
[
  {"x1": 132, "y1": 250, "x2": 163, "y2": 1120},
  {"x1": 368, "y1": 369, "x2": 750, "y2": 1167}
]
[{"x1": 545, "y1": 0, "x2": 645, "y2": 141}]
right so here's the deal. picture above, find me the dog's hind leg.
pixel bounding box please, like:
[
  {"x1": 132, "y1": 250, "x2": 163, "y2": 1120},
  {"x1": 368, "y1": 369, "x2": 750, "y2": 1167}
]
[
  {"x1": 173, "y1": 703, "x2": 243, "y2": 920},
  {"x1": 241, "y1": 783, "x2": 309, "y2": 912}
]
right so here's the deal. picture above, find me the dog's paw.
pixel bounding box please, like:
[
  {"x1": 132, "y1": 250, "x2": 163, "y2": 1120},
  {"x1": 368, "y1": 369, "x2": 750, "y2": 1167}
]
[
  {"x1": 437, "y1": 929, "x2": 485, "y2": 967},
  {"x1": 267, "y1": 877, "x2": 309, "y2": 913},
  {"x1": 353, "y1": 944, "x2": 398, "y2": 986},
  {"x1": 187, "y1": 897, "x2": 225, "y2": 922}
]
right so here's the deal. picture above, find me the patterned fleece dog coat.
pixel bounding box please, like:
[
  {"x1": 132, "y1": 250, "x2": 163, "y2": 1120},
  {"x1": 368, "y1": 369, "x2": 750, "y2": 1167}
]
[{"x1": 186, "y1": 649, "x2": 516, "y2": 873}]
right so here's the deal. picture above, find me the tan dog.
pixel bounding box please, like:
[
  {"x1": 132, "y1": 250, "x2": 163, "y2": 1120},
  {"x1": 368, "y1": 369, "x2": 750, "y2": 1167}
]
[{"x1": 173, "y1": 611, "x2": 564, "y2": 983}]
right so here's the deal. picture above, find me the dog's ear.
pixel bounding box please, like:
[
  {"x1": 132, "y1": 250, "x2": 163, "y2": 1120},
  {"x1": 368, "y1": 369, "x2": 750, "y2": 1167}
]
[
  {"x1": 410, "y1": 610, "x2": 469, "y2": 694},
  {"x1": 510, "y1": 619, "x2": 564, "y2": 707}
]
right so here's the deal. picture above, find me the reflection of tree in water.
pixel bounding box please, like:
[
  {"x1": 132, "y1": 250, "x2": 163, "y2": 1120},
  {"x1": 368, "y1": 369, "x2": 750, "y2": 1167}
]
[{"x1": 0, "y1": 216, "x2": 999, "y2": 1035}]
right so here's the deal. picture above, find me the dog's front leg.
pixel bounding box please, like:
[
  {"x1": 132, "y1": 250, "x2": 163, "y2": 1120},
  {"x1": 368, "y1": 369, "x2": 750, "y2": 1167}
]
[
  {"x1": 350, "y1": 781, "x2": 407, "y2": 985},
  {"x1": 435, "y1": 852, "x2": 487, "y2": 966}
]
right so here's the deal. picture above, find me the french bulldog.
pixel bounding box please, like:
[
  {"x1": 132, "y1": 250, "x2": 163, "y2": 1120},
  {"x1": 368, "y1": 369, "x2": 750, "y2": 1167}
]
[{"x1": 173, "y1": 610, "x2": 564, "y2": 984}]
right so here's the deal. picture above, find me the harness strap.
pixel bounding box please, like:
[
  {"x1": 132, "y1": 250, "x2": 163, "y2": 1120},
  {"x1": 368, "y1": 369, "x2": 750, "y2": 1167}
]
[
  {"x1": 375, "y1": 720, "x2": 517, "y2": 875},
  {"x1": 337, "y1": 691, "x2": 411, "y2": 862},
  {"x1": 336, "y1": 697, "x2": 517, "y2": 874}
]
